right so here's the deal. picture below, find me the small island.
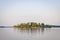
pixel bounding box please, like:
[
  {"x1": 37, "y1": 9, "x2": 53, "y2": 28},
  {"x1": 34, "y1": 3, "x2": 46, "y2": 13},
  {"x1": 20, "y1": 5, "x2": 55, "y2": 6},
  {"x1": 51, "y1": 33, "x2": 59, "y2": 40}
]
[{"x1": 13, "y1": 22, "x2": 51, "y2": 29}]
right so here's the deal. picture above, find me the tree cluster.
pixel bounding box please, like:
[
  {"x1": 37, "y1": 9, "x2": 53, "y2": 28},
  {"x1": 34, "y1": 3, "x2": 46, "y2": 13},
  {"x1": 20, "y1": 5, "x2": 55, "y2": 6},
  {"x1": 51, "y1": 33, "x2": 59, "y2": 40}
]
[{"x1": 13, "y1": 22, "x2": 43, "y2": 28}]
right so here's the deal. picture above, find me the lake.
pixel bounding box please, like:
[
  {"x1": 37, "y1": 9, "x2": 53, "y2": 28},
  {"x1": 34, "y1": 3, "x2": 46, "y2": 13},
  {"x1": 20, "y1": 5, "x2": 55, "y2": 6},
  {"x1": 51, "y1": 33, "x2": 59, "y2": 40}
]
[{"x1": 0, "y1": 27, "x2": 60, "y2": 40}]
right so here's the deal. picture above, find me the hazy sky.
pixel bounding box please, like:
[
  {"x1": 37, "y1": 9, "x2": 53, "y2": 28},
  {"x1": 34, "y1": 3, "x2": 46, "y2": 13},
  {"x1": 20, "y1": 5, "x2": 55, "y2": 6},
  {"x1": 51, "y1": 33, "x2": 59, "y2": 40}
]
[{"x1": 0, "y1": 0, "x2": 60, "y2": 26}]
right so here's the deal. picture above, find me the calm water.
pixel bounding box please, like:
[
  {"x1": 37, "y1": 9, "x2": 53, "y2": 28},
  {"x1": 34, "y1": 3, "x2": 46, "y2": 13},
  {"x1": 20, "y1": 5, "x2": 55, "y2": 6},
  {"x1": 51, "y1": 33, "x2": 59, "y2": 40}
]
[{"x1": 0, "y1": 27, "x2": 60, "y2": 40}]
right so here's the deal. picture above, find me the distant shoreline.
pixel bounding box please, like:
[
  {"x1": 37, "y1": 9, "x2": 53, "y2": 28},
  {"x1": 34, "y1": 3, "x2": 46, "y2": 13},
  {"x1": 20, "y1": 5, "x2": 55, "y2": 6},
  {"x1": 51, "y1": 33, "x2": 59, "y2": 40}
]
[
  {"x1": 0, "y1": 26, "x2": 13, "y2": 28},
  {"x1": 0, "y1": 25, "x2": 60, "y2": 28}
]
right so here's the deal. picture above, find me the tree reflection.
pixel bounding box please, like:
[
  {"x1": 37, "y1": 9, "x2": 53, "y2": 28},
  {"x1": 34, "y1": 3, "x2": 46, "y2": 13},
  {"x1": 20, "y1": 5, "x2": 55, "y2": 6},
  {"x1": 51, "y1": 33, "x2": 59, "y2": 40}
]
[
  {"x1": 41, "y1": 23, "x2": 44, "y2": 33},
  {"x1": 13, "y1": 26, "x2": 44, "y2": 34},
  {"x1": 13, "y1": 22, "x2": 51, "y2": 34}
]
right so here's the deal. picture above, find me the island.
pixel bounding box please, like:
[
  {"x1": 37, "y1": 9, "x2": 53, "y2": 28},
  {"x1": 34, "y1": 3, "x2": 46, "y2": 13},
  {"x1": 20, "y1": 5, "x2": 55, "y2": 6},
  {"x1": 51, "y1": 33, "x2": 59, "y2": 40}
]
[{"x1": 13, "y1": 22, "x2": 51, "y2": 29}]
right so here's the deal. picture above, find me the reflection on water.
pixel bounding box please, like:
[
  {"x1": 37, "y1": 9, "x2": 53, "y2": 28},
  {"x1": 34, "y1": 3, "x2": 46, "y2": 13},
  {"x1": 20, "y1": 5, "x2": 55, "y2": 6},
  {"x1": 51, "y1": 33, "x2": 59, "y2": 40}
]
[
  {"x1": 13, "y1": 26, "x2": 47, "y2": 34},
  {"x1": 13, "y1": 22, "x2": 52, "y2": 34},
  {"x1": 0, "y1": 27, "x2": 60, "y2": 40}
]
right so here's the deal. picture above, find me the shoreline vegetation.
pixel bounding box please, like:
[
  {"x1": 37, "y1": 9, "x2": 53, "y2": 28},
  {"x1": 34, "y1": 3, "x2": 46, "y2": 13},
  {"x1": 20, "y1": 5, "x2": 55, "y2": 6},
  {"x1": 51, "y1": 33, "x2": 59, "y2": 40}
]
[
  {"x1": 0, "y1": 22, "x2": 60, "y2": 28},
  {"x1": 13, "y1": 22, "x2": 51, "y2": 29}
]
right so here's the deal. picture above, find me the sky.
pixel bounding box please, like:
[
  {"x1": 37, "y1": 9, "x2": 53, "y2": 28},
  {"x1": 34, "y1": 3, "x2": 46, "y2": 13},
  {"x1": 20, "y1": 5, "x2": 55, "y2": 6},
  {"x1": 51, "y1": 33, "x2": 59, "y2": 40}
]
[{"x1": 0, "y1": 0, "x2": 60, "y2": 26}]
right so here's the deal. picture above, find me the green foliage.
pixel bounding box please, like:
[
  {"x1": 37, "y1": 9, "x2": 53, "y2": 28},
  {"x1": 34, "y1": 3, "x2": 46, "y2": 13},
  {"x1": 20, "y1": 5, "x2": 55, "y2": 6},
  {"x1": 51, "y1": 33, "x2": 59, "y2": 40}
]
[{"x1": 13, "y1": 22, "x2": 41, "y2": 28}]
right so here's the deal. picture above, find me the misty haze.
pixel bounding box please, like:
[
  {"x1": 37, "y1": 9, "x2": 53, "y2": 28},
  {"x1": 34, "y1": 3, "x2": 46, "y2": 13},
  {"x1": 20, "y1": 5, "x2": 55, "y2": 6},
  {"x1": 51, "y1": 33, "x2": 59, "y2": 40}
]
[{"x1": 0, "y1": 0, "x2": 60, "y2": 40}]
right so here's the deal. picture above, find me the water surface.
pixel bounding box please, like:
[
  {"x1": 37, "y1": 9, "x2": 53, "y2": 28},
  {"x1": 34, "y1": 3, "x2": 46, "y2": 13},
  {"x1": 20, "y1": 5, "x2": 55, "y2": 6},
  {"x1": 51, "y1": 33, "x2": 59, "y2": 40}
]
[{"x1": 0, "y1": 28, "x2": 60, "y2": 40}]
